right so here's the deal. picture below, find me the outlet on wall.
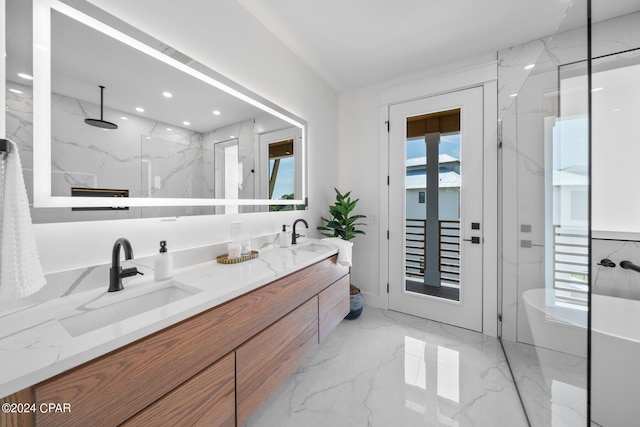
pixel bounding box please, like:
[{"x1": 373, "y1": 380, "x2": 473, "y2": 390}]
[{"x1": 231, "y1": 221, "x2": 242, "y2": 239}]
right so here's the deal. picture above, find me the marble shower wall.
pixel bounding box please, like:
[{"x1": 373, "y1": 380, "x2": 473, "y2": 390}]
[
  {"x1": 591, "y1": 238, "x2": 640, "y2": 300},
  {"x1": 499, "y1": 20, "x2": 590, "y2": 344},
  {"x1": 498, "y1": 8, "x2": 640, "y2": 345},
  {"x1": 500, "y1": 9, "x2": 640, "y2": 338}
]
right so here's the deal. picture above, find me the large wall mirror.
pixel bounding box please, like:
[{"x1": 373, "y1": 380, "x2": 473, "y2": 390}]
[{"x1": 5, "y1": 0, "x2": 307, "y2": 223}]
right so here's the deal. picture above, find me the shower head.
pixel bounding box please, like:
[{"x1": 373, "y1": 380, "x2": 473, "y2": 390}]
[
  {"x1": 84, "y1": 117, "x2": 118, "y2": 130},
  {"x1": 85, "y1": 85, "x2": 118, "y2": 130}
]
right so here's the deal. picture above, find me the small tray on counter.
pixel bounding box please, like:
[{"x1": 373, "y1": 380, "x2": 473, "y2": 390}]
[{"x1": 216, "y1": 250, "x2": 259, "y2": 264}]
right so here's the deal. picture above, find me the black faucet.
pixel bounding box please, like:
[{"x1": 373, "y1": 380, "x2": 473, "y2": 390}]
[
  {"x1": 292, "y1": 219, "x2": 309, "y2": 245},
  {"x1": 109, "y1": 238, "x2": 143, "y2": 292}
]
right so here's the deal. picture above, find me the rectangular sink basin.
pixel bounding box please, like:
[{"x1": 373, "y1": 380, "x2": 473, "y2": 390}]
[
  {"x1": 293, "y1": 243, "x2": 328, "y2": 253},
  {"x1": 59, "y1": 281, "x2": 201, "y2": 337}
]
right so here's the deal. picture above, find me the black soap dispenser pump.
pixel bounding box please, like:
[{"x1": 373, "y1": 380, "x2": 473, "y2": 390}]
[{"x1": 154, "y1": 240, "x2": 173, "y2": 281}]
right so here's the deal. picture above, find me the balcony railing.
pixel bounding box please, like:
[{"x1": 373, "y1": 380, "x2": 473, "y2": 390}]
[
  {"x1": 405, "y1": 221, "x2": 588, "y2": 303},
  {"x1": 405, "y1": 219, "x2": 460, "y2": 287},
  {"x1": 552, "y1": 225, "x2": 589, "y2": 307}
]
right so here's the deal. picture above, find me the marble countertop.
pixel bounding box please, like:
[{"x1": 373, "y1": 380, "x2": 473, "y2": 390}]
[{"x1": 0, "y1": 238, "x2": 337, "y2": 398}]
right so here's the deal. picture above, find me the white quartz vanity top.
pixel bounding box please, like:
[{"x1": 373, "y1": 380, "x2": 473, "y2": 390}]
[{"x1": 0, "y1": 239, "x2": 337, "y2": 398}]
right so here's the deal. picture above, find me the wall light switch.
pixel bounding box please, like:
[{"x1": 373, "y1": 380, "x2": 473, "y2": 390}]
[
  {"x1": 231, "y1": 221, "x2": 242, "y2": 239},
  {"x1": 371, "y1": 214, "x2": 378, "y2": 224}
]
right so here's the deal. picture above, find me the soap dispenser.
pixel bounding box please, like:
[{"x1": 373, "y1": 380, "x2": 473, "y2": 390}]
[
  {"x1": 154, "y1": 240, "x2": 173, "y2": 281},
  {"x1": 279, "y1": 225, "x2": 291, "y2": 248}
]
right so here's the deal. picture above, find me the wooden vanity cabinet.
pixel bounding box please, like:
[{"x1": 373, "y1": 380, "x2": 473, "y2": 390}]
[
  {"x1": 122, "y1": 352, "x2": 236, "y2": 427},
  {"x1": 319, "y1": 275, "x2": 350, "y2": 342},
  {"x1": 15, "y1": 255, "x2": 348, "y2": 426},
  {"x1": 236, "y1": 297, "x2": 319, "y2": 425}
]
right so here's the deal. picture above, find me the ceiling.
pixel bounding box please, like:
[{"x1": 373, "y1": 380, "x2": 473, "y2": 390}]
[{"x1": 237, "y1": 0, "x2": 639, "y2": 92}]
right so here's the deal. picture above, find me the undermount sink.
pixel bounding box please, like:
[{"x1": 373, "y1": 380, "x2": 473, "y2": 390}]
[
  {"x1": 292, "y1": 243, "x2": 329, "y2": 253},
  {"x1": 59, "y1": 281, "x2": 201, "y2": 337}
]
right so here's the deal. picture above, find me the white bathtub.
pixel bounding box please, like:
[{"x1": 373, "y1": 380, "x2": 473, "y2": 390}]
[
  {"x1": 522, "y1": 288, "x2": 587, "y2": 357},
  {"x1": 591, "y1": 293, "x2": 640, "y2": 427},
  {"x1": 523, "y1": 288, "x2": 640, "y2": 426}
]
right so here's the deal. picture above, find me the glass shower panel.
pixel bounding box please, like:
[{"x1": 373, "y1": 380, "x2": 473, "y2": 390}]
[
  {"x1": 498, "y1": 0, "x2": 590, "y2": 425},
  {"x1": 590, "y1": 2, "x2": 640, "y2": 426}
]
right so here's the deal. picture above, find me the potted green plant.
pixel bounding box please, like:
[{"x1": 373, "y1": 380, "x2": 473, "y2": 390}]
[{"x1": 317, "y1": 188, "x2": 367, "y2": 319}]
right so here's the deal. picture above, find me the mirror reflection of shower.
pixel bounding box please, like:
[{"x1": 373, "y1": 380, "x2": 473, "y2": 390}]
[{"x1": 84, "y1": 85, "x2": 118, "y2": 130}]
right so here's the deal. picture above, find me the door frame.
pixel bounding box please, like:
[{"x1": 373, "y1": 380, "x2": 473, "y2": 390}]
[{"x1": 377, "y1": 63, "x2": 498, "y2": 336}]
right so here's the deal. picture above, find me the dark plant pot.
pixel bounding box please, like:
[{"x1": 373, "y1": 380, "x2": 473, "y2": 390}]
[{"x1": 345, "y1": 291, "x2": 364, "y2": 320}]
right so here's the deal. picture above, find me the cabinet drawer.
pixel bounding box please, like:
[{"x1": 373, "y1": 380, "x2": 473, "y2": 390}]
[
  {"x1": 319, "y1": 275, "x2": 350, "y2": 342},
  {"x1": 122, "y1": 352, "x2": 235, "y2": 427},
  {"x1": 236, "y1": 297, "x2": 319, "y2": 425}
]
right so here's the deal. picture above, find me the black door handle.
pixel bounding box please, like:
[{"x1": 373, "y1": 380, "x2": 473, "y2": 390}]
[{"x1": 463, "y1": 236, "x2": 480, "y2": 244}]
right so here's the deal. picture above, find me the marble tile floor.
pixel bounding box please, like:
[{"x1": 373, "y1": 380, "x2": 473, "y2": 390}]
[
  {"x1": 501, "y1": 341, "x2": 587, "y2": 427},
  {"x1": 247, "y1": 307, "x2": 529, "y2": 427}
]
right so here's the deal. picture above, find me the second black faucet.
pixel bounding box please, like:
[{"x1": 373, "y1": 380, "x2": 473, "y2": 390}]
[
  {"x1": 109, "y1": 238, "x2": 143, "y2": 292},
  {"x1": 292, "y1": 219, "x2": 309, "y2": 245}
]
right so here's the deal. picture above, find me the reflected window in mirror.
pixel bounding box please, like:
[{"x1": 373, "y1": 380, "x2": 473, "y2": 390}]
[
  {"x1": 269, "y1": 139, "x2": 294, "y2": 198},
  {"x1": 258, "y1": 128, "x2": 303, "y2": 212}
]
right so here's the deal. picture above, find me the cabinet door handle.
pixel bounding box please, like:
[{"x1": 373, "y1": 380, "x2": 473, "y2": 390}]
[{"x1": 463, "y1": 237, "x2": 480, "y2": 244}]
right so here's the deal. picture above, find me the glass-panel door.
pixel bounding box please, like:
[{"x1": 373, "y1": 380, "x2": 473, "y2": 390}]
[{"x1": 389, "y1": 87, "x2": 484, "y2": 332}]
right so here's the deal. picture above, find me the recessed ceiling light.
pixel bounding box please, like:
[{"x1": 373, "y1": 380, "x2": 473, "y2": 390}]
[
  {"x1": 591, "y1": 87, "x2": 603, "y2": 92},
  {"x1": 230, "y1": 135, "x2": 235, "y2": 138},
  {"x1": 613, "y1": 108, "x2": 622, "y2": 112},
  {"x1": 509, "y1": 93, "x2": 518, "y2": 98},
  {"x1": 524, "y1": 64, "x2": 535, "y2": 70},
  {"x1": 162, "y1": 91, "x2": 173, "y2": 98},
  {"x1": 213, "y1": 110, "x2": 221, "y2": 116},
  {"x1": 166, "y1": 128, "x2": 172, "y2": 132},
  {"x1": 136, "y1": 107, "x2": 145, "y2": 112},
  {"x1": 120, "y1": 116, "x2": 128, "y2": 120},
  {"x1": 145, "y1": 136, "x2": 151, "y2": 139},
  {"x1": 18, "y1": 73, "x2": 33, "y2": 80},
  {"x1": 183, "y1": 121, "x2": 190, "y2": 126},
  {"x1": 9, "y1": 88, "x2": 23, "y2": 94}
]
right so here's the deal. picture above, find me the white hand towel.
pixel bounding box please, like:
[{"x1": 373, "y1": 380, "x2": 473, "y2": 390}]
[
  {"x1": 0, "y1": 139, "x2": 46, "y2": 299},
  {"x1": 321, "y1": 237, "x2": 353, "y2": 267}
]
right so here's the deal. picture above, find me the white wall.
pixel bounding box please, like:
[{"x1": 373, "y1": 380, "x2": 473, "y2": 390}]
[
  {"x1": 11, "y1": 0, "x2": 339, "y2": 272},
  {"x1": 592, "y1": 58, "x2": 640, "y2": 234}
]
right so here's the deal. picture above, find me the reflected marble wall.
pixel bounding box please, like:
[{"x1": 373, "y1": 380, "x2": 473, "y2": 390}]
[{"x1": 50, "y1": 90, "x2": 204, "y2": 200}]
